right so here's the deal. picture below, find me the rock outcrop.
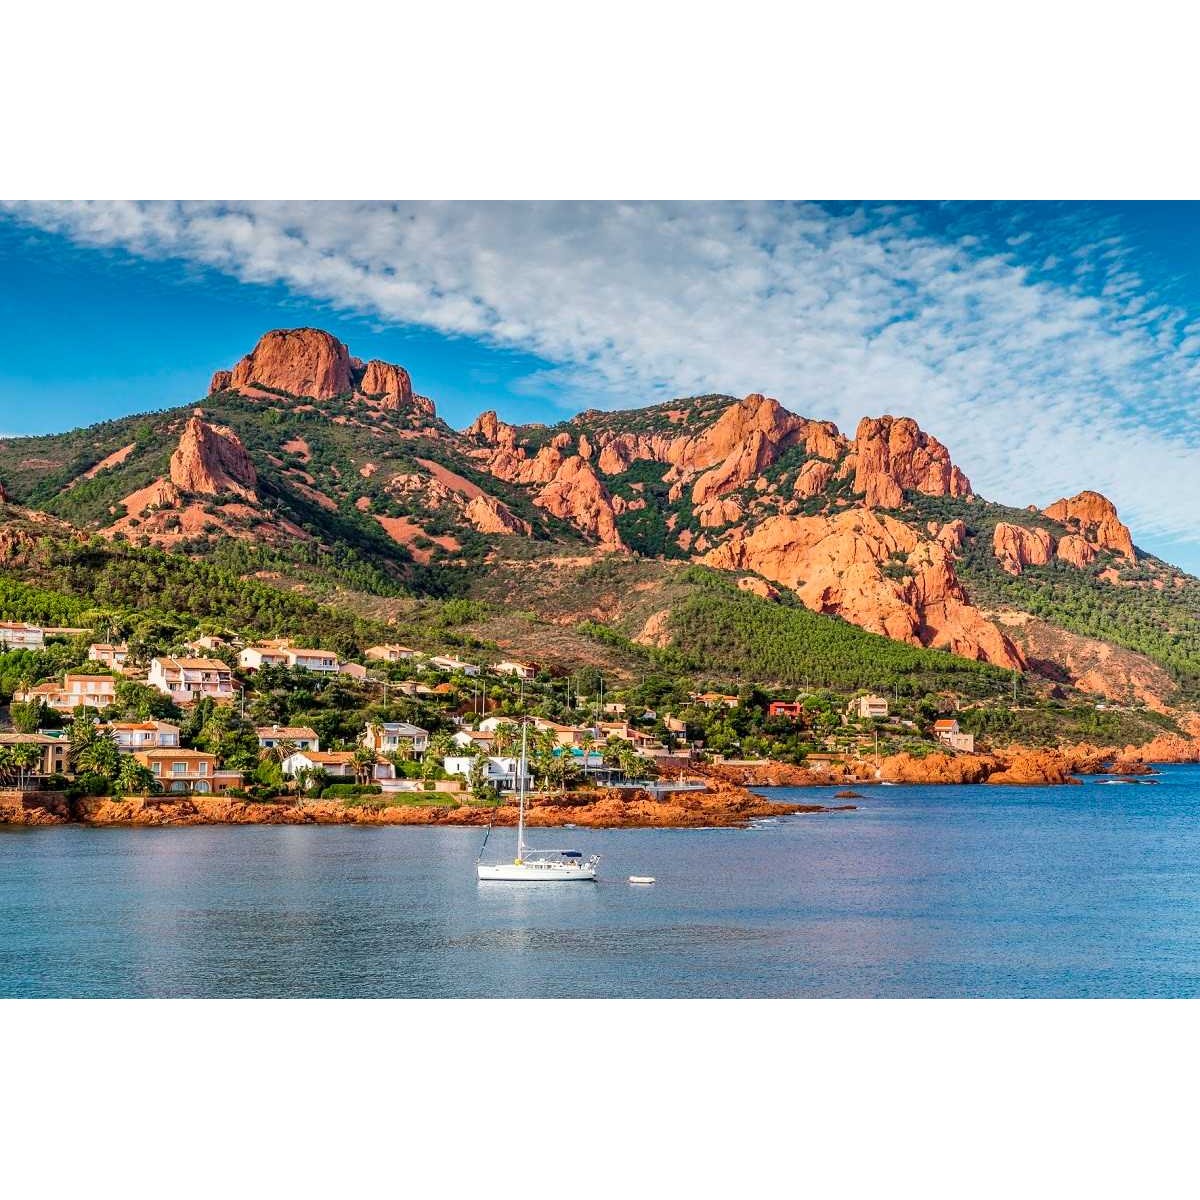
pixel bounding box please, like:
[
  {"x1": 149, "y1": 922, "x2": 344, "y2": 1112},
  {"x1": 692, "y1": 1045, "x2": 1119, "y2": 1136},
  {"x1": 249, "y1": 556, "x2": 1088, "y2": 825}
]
[
  {"x1": 228, "y1": 328, "x2": 354, "y2": 399},
  {"x1": 169, "y1": 417, "x2": 258, "y2": 499},
  {"x1": 211, "y1": 328, "x2": 431, "y2": 416},
  {"x1": 464, "y1": 494, "x2": 531, "y2": 536},
  {"x1": 360, "y1": 359, "x2": 433, "y2": 415},
  {"x1": 534, "y1": 456, "x2": 624, "y2": 548},
  {"x1": 701, "y1": 508, "x2": 1024, "y2": 669},
  {"x1": 1055, "y1": 533, "x2": 1097, "y2": 570},
  {"x1": 1043, "y1": 490, "x2": 1134, "y2": 561},
  {"x1": 992, "y1": 522, "x2": 1055, "y2": 575},
  {"x1": 851, "y1": 415, "x2": 971, "y2": 508}
]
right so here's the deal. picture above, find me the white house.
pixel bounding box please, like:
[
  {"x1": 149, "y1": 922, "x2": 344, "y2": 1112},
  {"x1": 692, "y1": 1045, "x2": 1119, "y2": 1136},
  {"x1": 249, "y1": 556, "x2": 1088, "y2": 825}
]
[
  {"x1": 443, "y1": 754, "x2": 532, "y2": 793},
  {"x1": 107, "y1": 720, "x2": 181, "y2": 752},
  {"x1": 256, "y1": 724, "x2": 320, "y2": 752},
  {"x1": 238, "y1": 643, "x2": 339, "y2": 673},
  {"x1": 148, "y1": 657, "x2": 236, "y2": 704},
  {"x1": 361, "y1": 721, "x2": 429, "y2": 758},
  {"x1": 365, "y1": 644, "x2": 419, "y2": 663},
  {"x1": 0, "y1": 621, "x2": 45, "y2": 649},
  {"x1": 932, "y1": 718, "x2": 975, "y2": 753},
  {"x1": 493, "y1": 660, "x2": 537, "y2": 680},
  {"x1": 280, "y1": 750, "x2": 356, "y2": 779},
  {"x1": 851, "y1": 694, "x2": 890, "y2": 720},
  {"x1": 428, "y1": 655, "x2": 480, "y2": 677}
]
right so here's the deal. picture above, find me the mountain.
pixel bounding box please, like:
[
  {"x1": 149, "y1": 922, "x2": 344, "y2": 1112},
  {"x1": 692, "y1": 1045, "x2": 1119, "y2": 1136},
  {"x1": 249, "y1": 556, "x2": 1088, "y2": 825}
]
[{"x1": 2, "y1": 325, "x2": 1199, "y2": 725}]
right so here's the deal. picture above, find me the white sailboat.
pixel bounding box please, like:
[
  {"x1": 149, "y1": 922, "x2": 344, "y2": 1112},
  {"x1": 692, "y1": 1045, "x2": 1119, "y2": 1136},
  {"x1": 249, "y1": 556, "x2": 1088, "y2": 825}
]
[{"x1": 476, "y1": 722, "x2": 600, "y2": 882}]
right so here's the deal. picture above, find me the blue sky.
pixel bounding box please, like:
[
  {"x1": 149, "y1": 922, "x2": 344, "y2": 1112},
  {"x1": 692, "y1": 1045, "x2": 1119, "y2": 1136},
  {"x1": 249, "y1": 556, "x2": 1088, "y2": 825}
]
[{"x1": 2, "y1": 201, "x2": 1200, "y2": 572}]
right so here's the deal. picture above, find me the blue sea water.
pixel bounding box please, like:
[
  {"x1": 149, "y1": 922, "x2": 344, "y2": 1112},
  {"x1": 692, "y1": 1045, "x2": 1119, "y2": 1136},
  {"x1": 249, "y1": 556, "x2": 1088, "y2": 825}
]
[{"x1": 3, "y1": 768, "x2": 1200, "y2": 998}]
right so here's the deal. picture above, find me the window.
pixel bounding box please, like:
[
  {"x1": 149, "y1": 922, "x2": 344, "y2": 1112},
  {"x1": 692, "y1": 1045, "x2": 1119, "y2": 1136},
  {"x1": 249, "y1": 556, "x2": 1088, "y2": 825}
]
[
  {"x1": 197, "y1": 762, "x2": 208, "y2": 776},
  {"x1": 171, "y1": 762, "x2": 187, "y2": 776}
]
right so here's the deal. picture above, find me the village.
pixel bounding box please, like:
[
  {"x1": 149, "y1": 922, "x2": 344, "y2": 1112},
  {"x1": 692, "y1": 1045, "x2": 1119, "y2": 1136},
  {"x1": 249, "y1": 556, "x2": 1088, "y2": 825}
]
[{"x1": 0, "y1": 617, "x2": 992, "y2": 806}]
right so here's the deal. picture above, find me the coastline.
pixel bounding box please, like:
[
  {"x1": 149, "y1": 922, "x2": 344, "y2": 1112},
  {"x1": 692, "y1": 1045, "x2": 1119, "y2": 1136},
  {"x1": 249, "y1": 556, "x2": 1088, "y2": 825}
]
[
  {"x1": 3, "y1": 734, "x2": 1196, "y2": 830},
  {"x1": 0, "y1": 781, "x2": 854, "y2": 830}
]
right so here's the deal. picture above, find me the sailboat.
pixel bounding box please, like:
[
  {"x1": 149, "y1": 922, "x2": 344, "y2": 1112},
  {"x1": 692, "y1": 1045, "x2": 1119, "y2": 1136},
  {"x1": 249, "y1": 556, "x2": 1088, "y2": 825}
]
[{"x1": 476, "y1": 721, "x2": 600, "y2": 882}]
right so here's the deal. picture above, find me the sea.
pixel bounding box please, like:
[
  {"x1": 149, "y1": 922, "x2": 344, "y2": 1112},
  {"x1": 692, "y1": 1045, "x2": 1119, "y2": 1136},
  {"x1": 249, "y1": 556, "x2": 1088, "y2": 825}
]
[{"x1": 3, "y1": 767, "x2": 1200, "y2": 998}]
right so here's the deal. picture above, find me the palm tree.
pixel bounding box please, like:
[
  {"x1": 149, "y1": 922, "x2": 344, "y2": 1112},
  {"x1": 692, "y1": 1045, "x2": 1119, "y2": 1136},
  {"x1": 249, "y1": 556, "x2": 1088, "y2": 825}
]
[
  {"x1": 351, "y1": 744, "x2": 377, "y2": 785},
  {"x1": 115, "y1": 756, "x2": 156, "y2": 797},
  {"x1": 268, "y1": 737, "x2": 298, "y2": 767}
]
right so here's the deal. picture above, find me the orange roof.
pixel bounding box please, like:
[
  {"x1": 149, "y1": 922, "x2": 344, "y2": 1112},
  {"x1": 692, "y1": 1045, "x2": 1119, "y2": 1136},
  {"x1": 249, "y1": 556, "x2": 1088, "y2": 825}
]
[
  {"x1": 157, "y1": 656, "x2": 230, "y2": 671},
  {"x1": 932, "y1": 719, "x2": 958, "y2": 729}
]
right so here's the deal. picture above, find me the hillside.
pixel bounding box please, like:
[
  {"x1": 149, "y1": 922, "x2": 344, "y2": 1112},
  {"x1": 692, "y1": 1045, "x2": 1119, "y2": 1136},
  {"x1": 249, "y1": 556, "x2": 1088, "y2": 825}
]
[{"x1": 1, "y1": 324, "x2": 1198, "y2": 730}]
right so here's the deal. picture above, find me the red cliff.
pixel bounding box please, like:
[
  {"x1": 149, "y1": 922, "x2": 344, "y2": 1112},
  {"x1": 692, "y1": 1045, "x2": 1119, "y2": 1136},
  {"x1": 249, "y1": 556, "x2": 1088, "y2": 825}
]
[
  {"x1": 169, "y1": 417, "x2": 258, "y2": 499},
  {"x1": 1043, "y1": 490, "x2": 1134, "y2": 561},
  {"x1": 228, "y1": 328, "x2": 354, "y2": 399},
  {"x1": 852, "y1": 416, "x2": 971, "y2": 508},
  {"x1": 992, "y1": 522, "x2": 1055, "y2": 575}
]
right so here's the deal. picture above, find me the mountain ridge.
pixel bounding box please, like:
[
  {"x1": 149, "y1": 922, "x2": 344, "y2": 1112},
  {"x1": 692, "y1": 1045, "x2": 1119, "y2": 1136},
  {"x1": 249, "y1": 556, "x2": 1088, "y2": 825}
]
[{"x1": 1, "y1": 325, "x2": 1196, "y2": 721}]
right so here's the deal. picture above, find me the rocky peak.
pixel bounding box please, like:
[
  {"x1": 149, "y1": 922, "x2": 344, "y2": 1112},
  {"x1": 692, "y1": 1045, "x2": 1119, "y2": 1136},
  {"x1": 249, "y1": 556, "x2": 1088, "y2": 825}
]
[
  {"x1": 169, "y1": 417, "x2": 258, "y2": 500},
  {"x1": 226, "y1": 328, "x2": 354, "y2": 400},
  {"x1": 852, "y1": 415, "x2": 971, "y2": 508},
  {"x1": 466, "y1": 410, "x2": 518, "y2": 450},
  {"x1": 210, "y1": 328, "x2": 432, "y2": 416},
  {"x1": 1043, "y1": 490, "x2": 1134, "y2": 560},
  {"x1": 360, "y1": 359, "x2": 433, "y2": 415},
  {"x1": 992, "y1": 522, "x2": 1054, "y2": 575}
]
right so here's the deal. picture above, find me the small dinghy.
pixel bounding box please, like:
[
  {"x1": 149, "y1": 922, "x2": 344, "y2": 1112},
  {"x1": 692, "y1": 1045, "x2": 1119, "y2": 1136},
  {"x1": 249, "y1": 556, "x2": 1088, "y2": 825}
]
[{"x1": 628, "y1": 876, "x2": 656, "y2": 885}]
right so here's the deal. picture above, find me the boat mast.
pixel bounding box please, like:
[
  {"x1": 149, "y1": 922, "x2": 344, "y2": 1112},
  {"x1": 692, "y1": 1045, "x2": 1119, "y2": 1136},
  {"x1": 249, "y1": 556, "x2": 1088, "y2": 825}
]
[{"x1": 516, "y1": 720, "x2": 527, "y2": 862}]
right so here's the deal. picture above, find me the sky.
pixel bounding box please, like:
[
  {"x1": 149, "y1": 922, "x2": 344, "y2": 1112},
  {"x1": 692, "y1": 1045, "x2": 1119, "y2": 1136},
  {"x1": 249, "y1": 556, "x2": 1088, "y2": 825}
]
[{"x1": 2, "y1": 200, "x2": 1200, "y2": 570}]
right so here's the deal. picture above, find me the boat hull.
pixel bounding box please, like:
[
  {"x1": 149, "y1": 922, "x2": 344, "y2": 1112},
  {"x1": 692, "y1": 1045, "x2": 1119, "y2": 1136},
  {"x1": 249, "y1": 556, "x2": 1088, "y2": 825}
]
[{"x1": 477, "y1": 861, "x2": 598, "y2": 882}]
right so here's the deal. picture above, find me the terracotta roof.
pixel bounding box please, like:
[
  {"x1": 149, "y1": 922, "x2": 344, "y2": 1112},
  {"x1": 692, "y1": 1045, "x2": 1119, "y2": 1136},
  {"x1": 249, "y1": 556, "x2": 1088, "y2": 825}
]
[
  {"x1": 256, "y1": 726, "x2": 319, "y2": 739},
  {"x1": 156, "y1": 657, "x2": 230, "y2": 671}
]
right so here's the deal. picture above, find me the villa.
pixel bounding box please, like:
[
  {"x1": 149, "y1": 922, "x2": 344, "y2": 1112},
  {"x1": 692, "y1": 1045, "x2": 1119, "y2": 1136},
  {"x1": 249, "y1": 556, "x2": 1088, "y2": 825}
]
[
  {"x1": 0, "y1": 621, "x2": 45, "y2": 649},
  {"x1": 106, "y1": 721, "x2": 181, "y2": 752},
  {"x1": 280, "y1": 749, "x2": 356, "y2": 779},
  {"x1": 493, "y1": 660, "x2": 537, "y2": 680},
  {"x1": 443, "y1": 753, "x2": 532, "y2": 793},
  {"x1": 933, "y1": 718, "x2": 975, "y2": 753},
  {"x1": 427, "y1": 655, "x2": 480, "y2": 676},
  {"x1": 256, "y1": 725, "x2": 320, "y2": 752},
  {"x1": 0, "y1": 731, "x2": 69, "y2": 777},
  {"x1": 365, "y1": 644, "x2": 419, "y2": 662},
  {"x1": 693, "y1": 691, "x2": 739, "y2": 709},
  {"x1": 360, "y1": 721, "x2": 429, "y2": 758},
  {"x1": 148, "y1": 656, "x2": 236, "y2": 704},
  {"x1": 133, "y1": 748, "x2": 243, "y2": 794},
  {"x1": 237, "y1": 642, "x2": 339, "y2": 673},
  {"x1": 851, "y1": 694, "x2": 890, "y2": 720},
  {"x1": 767, "y1": 701, "x2": 805, "y2": 721},
  {"x1": 15, "y1": 673, "x2": 118, "y2": 712},
  {"x1": 88, "y1": 643, "x2": 131, "y2": 671}
]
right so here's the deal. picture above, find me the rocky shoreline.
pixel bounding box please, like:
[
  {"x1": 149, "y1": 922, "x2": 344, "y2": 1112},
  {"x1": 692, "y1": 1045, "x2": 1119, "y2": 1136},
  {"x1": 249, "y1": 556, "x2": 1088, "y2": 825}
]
[
  {"x1": 3, "y1": 732, "x2": 1197, "y2": 829},
  {"x1": 0, "y1": 781, "x2": 854, "y2": 829}
]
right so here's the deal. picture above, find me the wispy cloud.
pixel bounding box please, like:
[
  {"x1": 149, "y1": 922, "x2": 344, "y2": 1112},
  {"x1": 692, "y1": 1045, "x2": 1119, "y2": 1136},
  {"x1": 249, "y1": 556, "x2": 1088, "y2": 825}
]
[{"x1": 5, "y1": 200, "x2": 1200, "y2": 547}]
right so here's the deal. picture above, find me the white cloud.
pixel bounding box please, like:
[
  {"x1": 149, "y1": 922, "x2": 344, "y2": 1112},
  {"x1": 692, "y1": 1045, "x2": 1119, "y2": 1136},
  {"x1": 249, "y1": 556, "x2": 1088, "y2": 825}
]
[{"x1": 5, "y1": 199, "x2": 1200, "y2": 551}]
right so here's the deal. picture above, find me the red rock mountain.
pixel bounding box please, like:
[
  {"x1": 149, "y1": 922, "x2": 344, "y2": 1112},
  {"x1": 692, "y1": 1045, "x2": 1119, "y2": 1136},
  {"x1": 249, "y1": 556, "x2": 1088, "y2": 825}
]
[
  {"x1": 170, "y1": 416, "x2": 258, "y2": 499},
  {"x1": 1043, "y1": 490, "x2": 1135, "y2": 561},
  {"x1": 212, "y1": 328, "x2": 433, "y2": 416},
  {"x1": 851, "y1": 415, "x2": 971, "y2": 508},
  {"x1": 8, "y1": 325, "x2": 1155, "y2": 691}
]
